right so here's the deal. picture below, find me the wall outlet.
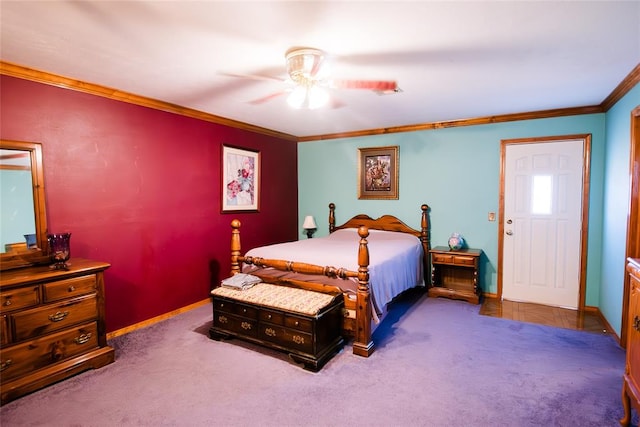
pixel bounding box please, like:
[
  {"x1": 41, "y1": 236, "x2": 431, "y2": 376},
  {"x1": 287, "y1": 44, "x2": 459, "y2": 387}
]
[{"x1": 488, "y1": 212, "x2": 496, "y2": 222}]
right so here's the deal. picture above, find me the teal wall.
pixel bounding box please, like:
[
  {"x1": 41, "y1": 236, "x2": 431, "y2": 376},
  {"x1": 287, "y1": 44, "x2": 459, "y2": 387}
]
[
  {"x1": 601, "y1": 84, "x2": 640, "y2": 334},
  {"x1": 298, "y1": 114, "x2": 607, "y2": 311}
]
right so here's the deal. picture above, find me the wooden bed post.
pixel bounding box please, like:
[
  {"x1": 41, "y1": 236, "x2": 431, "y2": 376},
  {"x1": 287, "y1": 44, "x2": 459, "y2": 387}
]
[
  {"x1": 329, "y1": 203, "x2": 336, "y2": 234},
  {"x1": 420, "y1": 204, "x2": 431, "y2": 287},
  {"x1": 353, "y1": 226, "x2": 374, "y2": 357},
  {"x1": 230, "y1": 219, "x2": 242, "y2": 275}
]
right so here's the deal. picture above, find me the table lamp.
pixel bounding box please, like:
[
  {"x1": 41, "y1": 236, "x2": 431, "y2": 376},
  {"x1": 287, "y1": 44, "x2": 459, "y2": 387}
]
[{"x1": 302, "y1": 215, "x2": 317, "y2": 238}]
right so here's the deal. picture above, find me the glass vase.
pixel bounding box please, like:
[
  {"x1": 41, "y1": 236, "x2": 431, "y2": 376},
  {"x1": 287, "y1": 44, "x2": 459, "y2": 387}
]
[{"x1": 48, "y1": 233, "x2": 71, "y2": 270}]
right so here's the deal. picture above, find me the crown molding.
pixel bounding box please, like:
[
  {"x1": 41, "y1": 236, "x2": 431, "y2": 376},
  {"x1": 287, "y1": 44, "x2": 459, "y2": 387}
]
[
  {"x1": 0, "y1": 61, "x2": 298, "y2": 142},
  {"x1": 2, "y1": 60, "x2": 637, "y2": 143},
  {"x1": 601, "y1": 62, "x2": 640, "y2": 111},
  {"x1": 297, "y1": 105, "x2": 604, "y2": 142}
]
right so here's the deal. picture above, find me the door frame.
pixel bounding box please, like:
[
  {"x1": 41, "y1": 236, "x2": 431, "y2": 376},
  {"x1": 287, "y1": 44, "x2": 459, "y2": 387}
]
[
  {"x1": 621, "y1": 105, "x2": 640, "y2": 348},
  {"x1": 497, "y1": 134, "x2": 592, "y2": 310}
]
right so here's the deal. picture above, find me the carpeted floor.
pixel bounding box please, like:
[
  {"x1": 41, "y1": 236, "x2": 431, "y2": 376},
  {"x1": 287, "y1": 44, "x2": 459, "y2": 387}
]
[{"x1": 0, "y1": 290, "x2": 632, "y2": 426}]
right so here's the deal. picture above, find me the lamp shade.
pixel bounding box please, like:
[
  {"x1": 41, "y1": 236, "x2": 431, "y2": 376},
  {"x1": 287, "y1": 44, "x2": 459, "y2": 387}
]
[{"x1": 302, "y1": 215, "x2": 317, "y2": 229}]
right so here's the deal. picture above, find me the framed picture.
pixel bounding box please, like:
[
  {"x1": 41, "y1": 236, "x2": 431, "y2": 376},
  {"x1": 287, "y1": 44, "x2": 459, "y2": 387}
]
[
  {"x1": 222, "y1": 145, "x2": 260, "y2": 212},
  {"x1": 358, "y1": 145, "x2": 399, "y2": 200}
]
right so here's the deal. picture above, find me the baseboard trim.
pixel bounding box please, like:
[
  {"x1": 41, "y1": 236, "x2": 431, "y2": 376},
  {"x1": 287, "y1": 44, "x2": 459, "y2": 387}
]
[
  {"x1": 106, "y1": 298, "x2": 211, "y2": 340},
  {"x1": 588, "y1": 307, "x2": 620, "y2": 345}
]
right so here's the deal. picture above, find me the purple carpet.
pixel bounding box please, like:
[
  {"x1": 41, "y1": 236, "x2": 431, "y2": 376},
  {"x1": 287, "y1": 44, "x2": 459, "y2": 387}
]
[{"x1": 0, "y1": 290, "x2": 631, "y2": 426}]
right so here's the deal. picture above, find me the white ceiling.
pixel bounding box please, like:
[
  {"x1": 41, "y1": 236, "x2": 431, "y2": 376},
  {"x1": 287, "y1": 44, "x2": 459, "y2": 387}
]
[{"x1": 1, "y1": 1, "x2": 639, "y2": 138}]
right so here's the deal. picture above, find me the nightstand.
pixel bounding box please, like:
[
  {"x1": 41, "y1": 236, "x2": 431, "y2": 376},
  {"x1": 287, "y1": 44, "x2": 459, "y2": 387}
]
[{"x1": 428, "y1": 246, "x2": 482, "y2": 304}]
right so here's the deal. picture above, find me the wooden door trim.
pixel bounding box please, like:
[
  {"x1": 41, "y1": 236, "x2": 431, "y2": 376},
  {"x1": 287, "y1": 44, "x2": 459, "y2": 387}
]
[
  {"x1": 498, "y1": 134, "x2": 592, "y2": 310},
  {"x1": 621, "y1": 105, "x2": 640, "y2": 348}
]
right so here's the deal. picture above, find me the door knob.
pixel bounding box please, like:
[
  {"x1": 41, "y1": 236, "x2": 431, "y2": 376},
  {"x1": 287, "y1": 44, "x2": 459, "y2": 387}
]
[{"x1": 506, "y1": 230, "x2": 513, "y2": 236}]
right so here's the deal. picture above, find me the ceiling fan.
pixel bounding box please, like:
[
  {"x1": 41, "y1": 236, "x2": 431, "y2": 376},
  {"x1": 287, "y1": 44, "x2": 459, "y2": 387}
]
[{"x1": 225, "y1": 47, "x2": 400, "y2": 109}]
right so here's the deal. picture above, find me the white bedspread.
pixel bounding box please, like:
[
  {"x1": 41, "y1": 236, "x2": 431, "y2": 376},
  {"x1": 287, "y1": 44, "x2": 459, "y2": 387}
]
[{"x1": 242, "y1": 228, "x2": 424, "y2": 315}]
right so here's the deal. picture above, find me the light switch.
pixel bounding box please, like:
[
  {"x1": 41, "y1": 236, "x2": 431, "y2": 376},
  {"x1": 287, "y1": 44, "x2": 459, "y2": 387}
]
[{"x1": 488, "y1": 212, "x2": 496, "y2": 222}]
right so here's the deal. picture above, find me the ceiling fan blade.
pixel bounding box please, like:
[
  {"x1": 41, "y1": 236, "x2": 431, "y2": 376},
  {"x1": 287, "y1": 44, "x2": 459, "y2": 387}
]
[
  {"x1": 219, "y1": 71, "x2": 285, "y2": 83},
  {"x1": 329, "y1": 79, "x2": 398, "y2": 92},
  {"x1": 248, "y1": 91, "x2": 287, "y2": 105}
]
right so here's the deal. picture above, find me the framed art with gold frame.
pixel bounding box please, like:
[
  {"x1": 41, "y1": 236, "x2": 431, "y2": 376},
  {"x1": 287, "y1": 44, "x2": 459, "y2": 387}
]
[{"x1": 357, "y1": 145, "x2": 399, "y2": 200}]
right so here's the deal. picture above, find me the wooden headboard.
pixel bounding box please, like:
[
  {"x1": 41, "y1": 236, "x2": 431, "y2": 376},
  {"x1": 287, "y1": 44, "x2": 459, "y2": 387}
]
[{"x1": 328, "y1": 202, "x2": 431, "y2": 272}]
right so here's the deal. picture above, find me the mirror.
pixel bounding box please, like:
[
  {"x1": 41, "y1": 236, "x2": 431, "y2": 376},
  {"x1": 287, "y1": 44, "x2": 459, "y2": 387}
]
[{"x1": 0, "y1": 140, "x2": 48, "y2": 270}]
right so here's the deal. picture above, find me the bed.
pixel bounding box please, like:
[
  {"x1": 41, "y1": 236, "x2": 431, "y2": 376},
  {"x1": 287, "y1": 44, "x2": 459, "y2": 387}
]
[{"x1": 229, "y1": 203, "x2": 430, "y2": 357}]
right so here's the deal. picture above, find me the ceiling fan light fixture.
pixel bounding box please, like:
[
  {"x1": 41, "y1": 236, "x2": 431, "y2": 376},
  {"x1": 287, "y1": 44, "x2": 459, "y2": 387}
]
[
  {"x1": 307, "y1": 85, "x2": 329, "y2": 109},
  {"x1": 287, "y1": 85, "x2": 329, "y2": 110},
  {"x1": 287, "y1": 86, "x2": 307, "y2": 108},
  {"x1": 285, "y1": 47, "x2": 326, "y2": 83}
]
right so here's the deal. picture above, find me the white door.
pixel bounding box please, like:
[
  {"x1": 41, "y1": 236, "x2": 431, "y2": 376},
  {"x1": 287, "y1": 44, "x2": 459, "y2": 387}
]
[{"x1": 502, "y1": 139, "x2": 585, "y2": 309}]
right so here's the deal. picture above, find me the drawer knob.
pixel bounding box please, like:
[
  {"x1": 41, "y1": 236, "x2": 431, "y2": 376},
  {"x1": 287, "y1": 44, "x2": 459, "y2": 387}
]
[
  {"x1": 241, "y1": 322, "x2": 252, "y2": 330},
  {"x1": 75, "y1": 333, "x2": 92, "y2": 345},
  {"x1": 267, "y1": 314, "x2": 272, "y2": 320},
  {"x1": 294, "y1": 321, "x2": 300, "y2": 326},
  {"x1": 68, "y1": 285, "x2": 76, "y2": 292},
  {"x1": 265, "y1": 327, "x2": 276, "y2": 337},
  {"x1": 48, "y1": 311, "x2": 69, "y2": 322},
  {"x1": 634, "y1": 316, "x2": 640, "y2": 332},
  {"x1": 292, "y1": 335, "x2": 305, "y2": 345},
  {"x1": 0, "y1": 359, "x2": 12, "y2": 372},
  {"x1": 3, "y1": 299, "x2": 11, "y2": 306}
]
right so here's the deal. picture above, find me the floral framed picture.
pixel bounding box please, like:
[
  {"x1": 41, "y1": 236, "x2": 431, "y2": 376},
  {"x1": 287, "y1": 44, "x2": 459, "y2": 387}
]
[
  {"x1": 222, "y1": 145, "x2": 260, "y2": 212},
  {"x1": 358, "y1": 145, "x2": 399, "y2": 200}
]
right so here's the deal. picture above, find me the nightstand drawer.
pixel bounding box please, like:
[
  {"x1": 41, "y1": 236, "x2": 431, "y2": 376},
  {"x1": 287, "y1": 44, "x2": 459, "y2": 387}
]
[
  {"x1": 43, "y1": 275, "x2": 97, "y2": 302},
  {"x1": 0, "y1": 322, "x2": 98, "y2": 382},
  {"x1": 0, "y1": 286, "x2": 39, "y2": 313},
  {"x1": 432, "y1": 253, "x2": 454, "y2": 264},
  {"x1": 453, "y1": 256, "x2": 476, "y2": 266},
  {"x1": 12, "y1": 295, "x2": 98, "y2": 342}
]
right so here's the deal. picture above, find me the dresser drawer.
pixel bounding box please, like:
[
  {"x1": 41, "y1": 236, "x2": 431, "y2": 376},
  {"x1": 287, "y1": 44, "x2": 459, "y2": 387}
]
[
  {"x1": 12, "y1": 295, "x2": 98, "y2": 342},
  {"x1": 43, "y1": 275, "x2": 97, "y2": 302},
  {"x1": 0, "y1": 322, "x2": 98, "y2": 382},
  {"x1": 0, "y1": 286, "x2": 39, "y2": 313},
  {"x1": 0, "y1": 314, "x2": 8, "y2": 345},
  {"x1": 453, "y1": 256, "x2": 476, "y2": 266}
]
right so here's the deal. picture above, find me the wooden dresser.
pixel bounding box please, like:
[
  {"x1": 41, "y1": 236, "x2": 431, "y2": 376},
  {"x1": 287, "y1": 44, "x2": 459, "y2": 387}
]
[
  {"x1": 0, "y1": 259, "x2": 114, "y2": 404},
  {"x1": 622, "y1": 258, "x2": 640, "y2": 425},
  {"x1": 428, "y1": 246, "x2": 482, "y2": 304}
]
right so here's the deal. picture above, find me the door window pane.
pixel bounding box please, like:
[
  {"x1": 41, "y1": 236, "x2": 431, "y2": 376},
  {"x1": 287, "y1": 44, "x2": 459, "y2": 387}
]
[{"x1": 532, "y1": 175, "x2": 552, "y2": 214}]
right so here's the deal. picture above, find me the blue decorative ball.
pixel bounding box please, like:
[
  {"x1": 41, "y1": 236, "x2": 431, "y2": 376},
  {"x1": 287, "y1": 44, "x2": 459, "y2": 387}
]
[{"x1": 448, "y1": 233, "x2": 465, "y2": 250}]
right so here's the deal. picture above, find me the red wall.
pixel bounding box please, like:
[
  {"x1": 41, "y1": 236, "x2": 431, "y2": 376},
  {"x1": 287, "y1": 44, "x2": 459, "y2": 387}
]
[{"x1": 0, "y1": 75, "x2": 298, "y2": 332}]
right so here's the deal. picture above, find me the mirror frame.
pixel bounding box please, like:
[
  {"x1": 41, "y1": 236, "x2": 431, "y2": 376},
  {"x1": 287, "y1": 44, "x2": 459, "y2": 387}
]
[{"x1": 0, "y1": 139, "x2": 49, "y2": 270}]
